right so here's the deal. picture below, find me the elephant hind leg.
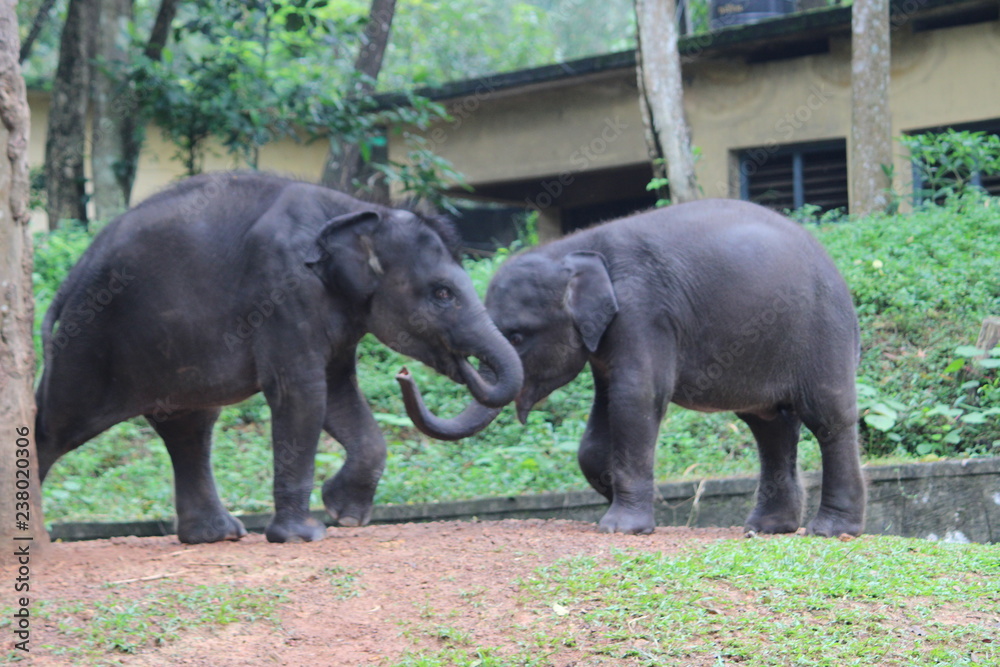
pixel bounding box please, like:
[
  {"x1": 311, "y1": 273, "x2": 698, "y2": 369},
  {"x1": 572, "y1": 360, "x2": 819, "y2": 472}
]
[
  {"x1": 739, "y1": 410, "x2": 804, "y2": 535},
  {"x1": 799, "y1": 401, "x2": 866, "y2": 537},
  {"x1": 148, "y1": 408, "x2": 247, "y2": 544}
]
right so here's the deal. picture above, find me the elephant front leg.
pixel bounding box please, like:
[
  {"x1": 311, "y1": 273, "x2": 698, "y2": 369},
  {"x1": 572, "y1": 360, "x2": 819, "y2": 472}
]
[
  {"x1": 149, "y1": 409, "x2": 248, "y2": 544},
  {"x1": 578, "y1": 372, "x2": 613, "y2": 501},
  {"x1": 321, "y1": 374, "x2": 387, "y2": 528},
  {"x1": 265, "y1": 380, "x2": 329, "y2": 543},
  {"x1": 598, "y1": 381, "x2": 666, "y2": 535}
]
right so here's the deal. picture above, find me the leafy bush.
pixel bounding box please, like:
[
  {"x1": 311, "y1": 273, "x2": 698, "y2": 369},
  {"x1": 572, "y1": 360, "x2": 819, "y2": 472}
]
[
  {"x1": 900, "y1": 129, "x2": 1000, "y2": 203},
  {"x1": 816, "y1": 193, "x2": 1000, "y2": 458}
]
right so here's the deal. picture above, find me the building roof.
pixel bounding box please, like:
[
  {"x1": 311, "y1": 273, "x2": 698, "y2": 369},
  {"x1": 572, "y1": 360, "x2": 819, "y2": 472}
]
[{"x1": 378, "y1": 0, "x2": 996, "y2": 106}]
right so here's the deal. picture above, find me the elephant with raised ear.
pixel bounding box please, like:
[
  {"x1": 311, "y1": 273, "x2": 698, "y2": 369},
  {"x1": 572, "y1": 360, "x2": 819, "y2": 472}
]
[
  {"x1": 35, "y1": 171, "x2": 522, "y2": 544},
  {"x1": 400, "y1": 199, "x2": 866, "y2": 538}
]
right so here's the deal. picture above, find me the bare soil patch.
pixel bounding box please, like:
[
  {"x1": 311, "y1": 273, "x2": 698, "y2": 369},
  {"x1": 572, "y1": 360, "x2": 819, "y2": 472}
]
[{"x1": 7, "y1": 519, "x2": 745, "y2": 665}]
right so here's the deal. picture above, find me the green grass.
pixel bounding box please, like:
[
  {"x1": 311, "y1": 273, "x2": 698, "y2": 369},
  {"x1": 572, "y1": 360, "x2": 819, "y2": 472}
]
[
  {"x1": 389, "y1": 536, "x2": 1000, "y2": 666},
  {"x1": 34, "y1": 195, "x2": 1000, "y2": 525},
  {"x1": 0, "y1": 582, "x2": 285, "y2": 664}
]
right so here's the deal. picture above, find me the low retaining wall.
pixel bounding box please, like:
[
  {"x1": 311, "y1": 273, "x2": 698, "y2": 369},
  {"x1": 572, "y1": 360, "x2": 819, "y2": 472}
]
[{"x1": 48, "y1": 458, "x2": 1000, "y2": 543}]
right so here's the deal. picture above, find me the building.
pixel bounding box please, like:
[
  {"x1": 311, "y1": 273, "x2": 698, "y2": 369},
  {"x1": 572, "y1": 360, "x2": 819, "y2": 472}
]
[
  {"x1": 26, "y1": 0, "x2": 1000, "y2": 242},
  {"x1": 390, "y1": 0, "x2": 1000, "y2": 241}
]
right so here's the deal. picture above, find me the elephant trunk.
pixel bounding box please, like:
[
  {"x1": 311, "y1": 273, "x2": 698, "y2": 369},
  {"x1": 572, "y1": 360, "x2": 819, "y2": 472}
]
[
  {"x1": 397, "y1": 310, "x2": 521, "y2": 440},
  {"x1": 396, "y1": 367, "x2": 503, "y2": 441},
  {"x1": 455, "y1": 320, "x2": 524, "y2": 409}
]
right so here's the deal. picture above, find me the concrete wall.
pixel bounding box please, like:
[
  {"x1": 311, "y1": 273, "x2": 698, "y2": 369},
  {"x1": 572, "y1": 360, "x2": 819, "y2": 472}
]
[{"x1": 49, "y1": 458, "x2": 1000, "y2": 543}]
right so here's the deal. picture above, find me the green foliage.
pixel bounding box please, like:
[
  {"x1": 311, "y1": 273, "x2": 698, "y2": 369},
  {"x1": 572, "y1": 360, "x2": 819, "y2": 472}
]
[
  {"x1": 815, "y1": 193, "x2": 1000, "y2": 458},
  {"x1": 900, "y1": 129, "x2": 1000, "y2": 204},
  {"x1": 125, "y1": 0, "x2": 401, "y2": 174},
  {"x1": 520, "y1": 537, "x2": 999, "y2": 666},
  {"x1": 380, "y1": 0, "x2": 635, "y2": 90}
]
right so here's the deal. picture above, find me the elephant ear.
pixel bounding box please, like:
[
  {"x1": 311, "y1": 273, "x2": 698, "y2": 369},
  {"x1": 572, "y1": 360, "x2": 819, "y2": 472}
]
[
  {"x1": 563, "y1": 251, "x2": 618, "y2": 353},
  {"x1": 304, "y1": 210, "x2": 384, "y2": 300}
]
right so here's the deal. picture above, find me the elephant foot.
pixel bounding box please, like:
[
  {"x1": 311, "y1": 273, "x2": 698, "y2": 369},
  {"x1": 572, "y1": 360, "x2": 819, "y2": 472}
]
[
  {"x1": 806, "y1": 507, "x2": 864, "y2": 538},
  {"x1": 322, "y1": 477, "x2": 374, "y2": 528},
  {"x1": 177, "y1": 511, "x2": 247, "y2": 544},
  {"x1": 265, "y1": 514, "x2": 327, "y2": 543},
  {"x1": 744, "y1": 508, "x2": 801, "y2": 535},
  {"x1": 598, "y1": 503, "x2": 655, "y2": 535}
]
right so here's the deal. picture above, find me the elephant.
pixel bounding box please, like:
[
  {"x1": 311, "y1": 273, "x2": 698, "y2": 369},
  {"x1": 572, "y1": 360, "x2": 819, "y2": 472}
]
[
  {"x1": 35, "y1": 171, "x2": 523, "y2": 544},
  {"x1": 398, "y1": 198, "x2": 866, "y2": 537}
]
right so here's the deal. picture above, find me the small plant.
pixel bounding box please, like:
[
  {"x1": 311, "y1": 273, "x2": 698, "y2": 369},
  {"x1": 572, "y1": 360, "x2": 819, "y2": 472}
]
[
  {"x1": 900, "y1": 129, "x2": 1000, "y2": 203},
  {"x1": 323, "y1": 565, "x2": 364, "y2": 600}
]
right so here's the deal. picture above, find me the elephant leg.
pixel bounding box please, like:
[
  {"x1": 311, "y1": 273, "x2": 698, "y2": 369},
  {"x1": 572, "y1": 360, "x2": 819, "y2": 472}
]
[
  {"x1": 148, "y1": 408, "x2": 247, "y2": 544},
  {"x1": 800, "y1": 398, "x2": 866, "y2": 537},
  {"x1": 738, "y1": 411, "x2": 804, "y2": 535},
  {"x1": 578, "y1": 371, "x2": 613, "y2": 502},
  {"x1": 263, "y1": 375, "x2": 329, "y2": 543},
  {"x1": 598, "y1": 374, "x2": 668, "y2": 535},
  {"x1": 320, "y1": 373, "x2": 387, "y2": 528}
]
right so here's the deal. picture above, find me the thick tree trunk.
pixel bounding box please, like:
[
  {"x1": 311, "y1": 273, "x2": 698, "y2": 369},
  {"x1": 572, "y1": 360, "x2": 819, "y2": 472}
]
[
  {"x1": 90, "y1": 0, "x2": 135, "y2": 223},
  {"x1": 635, "y1": 0, "x2": 699, "y2": 204},
  {"x1": 320, "y1": 0, "x2": 396, "y2": 193},
  {"x1": 0, "y1": 0, "x2": 49, "y2": 566},
  {"x1": 850, "y1": 0, "x2": 892, "y2": 216},
  {"x1": 44, "y1": 0, "x2": 95, "y2": 229}
]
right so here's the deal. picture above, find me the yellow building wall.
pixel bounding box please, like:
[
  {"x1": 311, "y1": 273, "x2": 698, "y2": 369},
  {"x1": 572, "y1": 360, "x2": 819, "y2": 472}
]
[
  {"x1": 25, "y1": 90, "x2": 328, "y2": 231},
  {"x1": 392, "y1": 20, "x2": 1000, "y2": 210}
]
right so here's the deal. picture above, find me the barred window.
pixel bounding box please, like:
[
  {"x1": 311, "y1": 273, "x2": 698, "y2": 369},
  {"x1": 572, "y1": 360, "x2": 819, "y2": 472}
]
[{"x1": 738, "y1": 140, "x2": 848, "y2": 215}]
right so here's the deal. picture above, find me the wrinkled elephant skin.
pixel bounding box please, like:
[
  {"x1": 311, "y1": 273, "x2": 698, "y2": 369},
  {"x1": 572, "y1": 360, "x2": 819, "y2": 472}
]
[
  {"x1": 484, "y1": 199, "x2": 866, "y2": 537},
  {"x1": 35, "y1": 171, "x2": 522, "y2": 544}
]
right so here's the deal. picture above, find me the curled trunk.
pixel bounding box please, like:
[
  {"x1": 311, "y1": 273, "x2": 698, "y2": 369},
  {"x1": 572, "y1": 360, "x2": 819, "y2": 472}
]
[{"x1": 397, "y1": 367, "x2": 504, "y2": 441}]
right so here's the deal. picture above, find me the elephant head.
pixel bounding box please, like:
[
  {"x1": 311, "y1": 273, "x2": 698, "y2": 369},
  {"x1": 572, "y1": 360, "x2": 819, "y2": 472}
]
[
  {"x1": 305, "y1": 207, "x2": 524, "y2": 416},
  {"x1": 397, "y1": 249, "x2": 617, "y2": 439}
]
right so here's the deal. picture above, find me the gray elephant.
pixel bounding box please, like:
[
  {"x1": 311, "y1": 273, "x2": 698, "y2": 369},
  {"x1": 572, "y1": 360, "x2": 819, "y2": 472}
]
[
  {"x1": 36, "y1": 171, "x2": 522, "y2": 544},
  {"x1": 399, "y1": 199, "x2": 865, "y2": 537}
]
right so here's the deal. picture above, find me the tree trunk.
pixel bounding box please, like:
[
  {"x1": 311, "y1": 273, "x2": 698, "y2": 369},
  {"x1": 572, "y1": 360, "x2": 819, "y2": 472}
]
[
  {"x1": 850, "y1": 0, "x2": 892, "y2": 216},
  {"x1": 635, "y1": 0, "x2": 699, "y2": 204},
  {"x1": 320, "y1": 0, "x2": 396, "y2": 193},
  {"x1": 0, "y1": 0, "x2": 49, "y2": 568},
  {"x1": 44, "y1": 0, "x2": 95, "y2": 229},
  {"x1": 18, "y1": 0, "x2": 59, "y2": 63},
  {"x1": 90, "y1": 0, "x2": 134, "y2": 223},
  {"x1": 117, "y1": 0, "x2": 180, "y2": 205}
]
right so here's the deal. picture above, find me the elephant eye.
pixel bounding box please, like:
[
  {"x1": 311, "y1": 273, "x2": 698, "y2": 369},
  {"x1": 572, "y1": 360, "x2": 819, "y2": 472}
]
[
  {"x1": 432, "y1": 286, "x2": 455, "y2": 303},
  {"x1": 508, "y1": 332, "x2": 524, "y2": 347}
]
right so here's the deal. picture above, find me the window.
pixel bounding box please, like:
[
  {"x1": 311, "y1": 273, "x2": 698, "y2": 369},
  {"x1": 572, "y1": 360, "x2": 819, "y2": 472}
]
[
  {"x1": 737, "y1": 140, "x2": 848, "y2": 214},
  {"x1": 907, "y1": 120, "x2": 1000, "y2": 204}
]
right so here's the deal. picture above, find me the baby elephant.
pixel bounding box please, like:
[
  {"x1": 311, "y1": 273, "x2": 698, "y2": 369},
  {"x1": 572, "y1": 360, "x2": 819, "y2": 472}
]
[{"x1": 402, "y1": 198, "x2": 866, "y2": 537}]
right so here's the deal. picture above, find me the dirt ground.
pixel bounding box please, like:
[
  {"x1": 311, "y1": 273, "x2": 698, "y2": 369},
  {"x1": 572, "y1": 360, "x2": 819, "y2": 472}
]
[{"x1": 6, "y1": 519, "x2": 746, "y2": 665}]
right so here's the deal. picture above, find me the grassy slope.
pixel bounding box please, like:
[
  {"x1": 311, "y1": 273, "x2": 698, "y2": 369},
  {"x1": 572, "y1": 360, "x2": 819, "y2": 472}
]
[{"x1": 36, "y1": 197, "x2": 1000, "y2": 524}]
